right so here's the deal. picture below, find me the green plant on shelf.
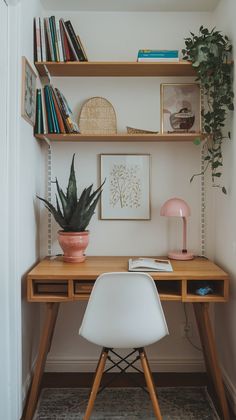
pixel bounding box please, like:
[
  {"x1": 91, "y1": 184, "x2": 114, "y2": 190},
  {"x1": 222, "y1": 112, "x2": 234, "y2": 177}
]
[{"x1": 182, "y1": 26, "x2": 234, "y2": 194}]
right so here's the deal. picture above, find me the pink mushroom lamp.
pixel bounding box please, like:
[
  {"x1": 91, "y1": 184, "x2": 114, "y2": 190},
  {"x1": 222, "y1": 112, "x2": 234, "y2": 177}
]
[{"x1": 160, "y1": 197, "x2": 194, "y2": 260}]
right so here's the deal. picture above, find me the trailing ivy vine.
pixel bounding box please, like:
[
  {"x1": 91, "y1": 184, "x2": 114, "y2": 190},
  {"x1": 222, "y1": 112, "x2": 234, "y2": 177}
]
[{"x1": 182, "y1": 26, "x2": 234, "y2": 194}]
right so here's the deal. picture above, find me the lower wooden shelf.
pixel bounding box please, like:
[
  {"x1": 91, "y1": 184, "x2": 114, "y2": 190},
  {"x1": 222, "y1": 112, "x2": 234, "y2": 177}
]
[{"x1": 35, "y1": 133, "x2": 202, "y2": 143}]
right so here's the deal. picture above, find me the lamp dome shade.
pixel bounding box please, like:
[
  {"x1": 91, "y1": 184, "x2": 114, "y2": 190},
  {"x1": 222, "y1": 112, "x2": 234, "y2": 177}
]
[{"x1": 160, "y1": 198, "x2": 191, "y2": 217}]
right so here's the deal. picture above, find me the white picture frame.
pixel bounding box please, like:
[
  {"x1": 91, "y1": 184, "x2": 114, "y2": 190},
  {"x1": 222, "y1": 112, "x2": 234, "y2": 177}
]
[{"x1": 100, "y1": 154, "x2": 150, "y2": 220}]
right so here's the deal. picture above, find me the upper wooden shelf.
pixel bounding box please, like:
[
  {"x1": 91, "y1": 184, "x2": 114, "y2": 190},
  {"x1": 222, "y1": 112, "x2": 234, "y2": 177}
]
[
  {"x1": 35, "y1": 133, "x2": 201, "y2": 143},
  {"x1": 35, "y1": 61, "x2": 197, "y2": 78}
]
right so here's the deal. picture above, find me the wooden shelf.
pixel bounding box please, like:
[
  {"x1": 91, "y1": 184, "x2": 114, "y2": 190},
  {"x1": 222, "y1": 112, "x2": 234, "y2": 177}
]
[
  {"x1": 35, "y1": 61, "x2": 197, "y2": 78},
  {"x1": 35, "y1": 133, "x2": 202, "y2": 143}
]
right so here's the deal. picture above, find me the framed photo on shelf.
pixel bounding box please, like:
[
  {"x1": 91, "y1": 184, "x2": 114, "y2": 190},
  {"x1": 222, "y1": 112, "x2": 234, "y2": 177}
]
[
  {"x1": 100, "y1": 154, "x2": 150, "y2": 220},
  {"x1": 21, "y1": 56, "x2": 37, "y2": 126},
  {"x1": 160, "y1": 83, "x2": 201, "y2": 134}
]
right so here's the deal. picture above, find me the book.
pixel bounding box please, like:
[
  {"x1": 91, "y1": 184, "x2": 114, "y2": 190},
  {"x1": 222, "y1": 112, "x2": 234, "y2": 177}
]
[
  {"x1": 138, "y1": 49, "x2": 179, "y2": 57},
  {"x1": 128, "y1": 258, "x2": 173, "y2": 272},
  {"x1": 34, "y1": 17, "x2": 42, "y2": 62},
  {"x1": 45, "y1": 17, "x2": 55, "y2": 61},
  {"x1": 59, "y1": 19, "x2": 71, "y2": 61},
  {"x1": 60, "y1": 18, "x2": 79, "y2": 60},
  {"x1": 138, "y1": 57, "x2": 179, "y2": 62},
  {"x1": 65, "y1": 20, "x2": 87, "y2": 61}
]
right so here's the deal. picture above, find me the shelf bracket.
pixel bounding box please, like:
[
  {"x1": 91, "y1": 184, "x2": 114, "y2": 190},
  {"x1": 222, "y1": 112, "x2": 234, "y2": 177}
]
[{"x1": 42, "y1": 64, "x2": 51, "y2": 84}]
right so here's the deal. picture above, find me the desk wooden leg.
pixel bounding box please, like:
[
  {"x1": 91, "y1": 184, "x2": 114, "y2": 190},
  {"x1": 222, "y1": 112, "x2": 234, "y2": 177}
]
[
  {"x1": 24, "y1": 302, "x2": 60, "y2": 420},
  {"x1": 193, "y1": 302, "x2": 229, "y2": 420}
]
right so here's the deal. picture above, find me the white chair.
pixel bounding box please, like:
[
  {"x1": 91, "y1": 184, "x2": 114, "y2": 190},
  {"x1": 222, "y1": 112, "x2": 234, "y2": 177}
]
[{"x1": 79, "y1": 272, "x2": 169, "y2": 420}]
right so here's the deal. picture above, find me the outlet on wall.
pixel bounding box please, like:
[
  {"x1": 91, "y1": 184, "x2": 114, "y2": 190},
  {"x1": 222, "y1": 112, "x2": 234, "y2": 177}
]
[{"x1": 180, "y1": 323, "x2": 192, "y2": 338}]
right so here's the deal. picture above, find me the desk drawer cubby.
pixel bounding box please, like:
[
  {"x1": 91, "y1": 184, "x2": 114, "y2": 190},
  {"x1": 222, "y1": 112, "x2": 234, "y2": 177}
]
[
  {"x1": 74, "y1": 281, "x2": 94, "y2": 298},
  {"x1": 185, "y1": 279, "x2": 228, "y2": 302},
  {"x1": 156, "y1": 280, "x2": 182, "y2": 301},
  {"x1": 32, "y1": 280, "x2": 69, "y2": 298}
]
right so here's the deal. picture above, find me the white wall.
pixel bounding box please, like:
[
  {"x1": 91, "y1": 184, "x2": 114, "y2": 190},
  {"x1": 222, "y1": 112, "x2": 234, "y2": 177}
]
[
  {"x1": 211, "y1": 0, "x2": 236, "y2": 412},
  {"x1": 38, "y1": 10, "x2": 213, "y2": 373},
  {"x1": 18, "y1": 0, "x2": 46, "y2": 411}
]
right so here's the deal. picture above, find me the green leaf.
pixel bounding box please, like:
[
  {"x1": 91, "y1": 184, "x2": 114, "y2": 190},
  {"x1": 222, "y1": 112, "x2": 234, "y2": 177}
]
[{"x1": 193, "y1": 137, "x2": 201, "y2": 145}]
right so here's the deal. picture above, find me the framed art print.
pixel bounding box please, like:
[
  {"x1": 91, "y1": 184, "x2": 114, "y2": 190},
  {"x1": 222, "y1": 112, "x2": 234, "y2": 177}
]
[
  {"x1": 21, "y1": 56, "x2": 37, "y2": 126},
  {"x1": 100, "y1": 154, "x2": 150, "y2": 220},
  {"x1": 161, "y1": 83, "x2": 201, "y2": 133}
]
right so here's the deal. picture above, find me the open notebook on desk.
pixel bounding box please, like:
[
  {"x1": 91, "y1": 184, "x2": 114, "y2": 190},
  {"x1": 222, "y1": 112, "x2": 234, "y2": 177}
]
[{"x1": 128, "y1": 257, "x2": 173, "y2": 272}]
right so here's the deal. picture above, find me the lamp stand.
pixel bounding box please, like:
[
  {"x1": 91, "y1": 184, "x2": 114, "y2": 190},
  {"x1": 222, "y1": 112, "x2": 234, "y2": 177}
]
[{"x1": 168, "y1": 217, "x2": 194, "y2": 260}]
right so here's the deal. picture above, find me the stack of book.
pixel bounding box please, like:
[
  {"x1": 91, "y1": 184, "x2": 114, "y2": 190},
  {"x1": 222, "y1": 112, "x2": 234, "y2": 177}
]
[
  {"x1": 34, "y1": 16, "x2": 87, "y2": 62},
  {"x1": 35, "y1": 85, "x2": 80, "y2": 135},
  {"x1": 137, "y1": 50, "x2": 179, "y2": 62}
]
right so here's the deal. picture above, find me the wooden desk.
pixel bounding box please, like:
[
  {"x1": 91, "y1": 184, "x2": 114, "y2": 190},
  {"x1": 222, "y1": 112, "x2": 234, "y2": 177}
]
[{"x1": 24, "y1": 256, "x2": 230, "y2": 420}]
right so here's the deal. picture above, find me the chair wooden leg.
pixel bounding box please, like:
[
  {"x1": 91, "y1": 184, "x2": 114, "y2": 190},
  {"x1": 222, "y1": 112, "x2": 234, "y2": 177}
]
[
  {"x1": 139, "y1": 349, "x2": 162, "y2": 420},
  {"x1": 84, "y1": 348, "x2": 109, "y2": 420}
]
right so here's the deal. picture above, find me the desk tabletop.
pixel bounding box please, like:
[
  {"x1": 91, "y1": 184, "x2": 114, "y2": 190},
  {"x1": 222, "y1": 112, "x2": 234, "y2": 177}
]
[{"x1": 27, "y1": 256, "x2": 229, "y2": 281}]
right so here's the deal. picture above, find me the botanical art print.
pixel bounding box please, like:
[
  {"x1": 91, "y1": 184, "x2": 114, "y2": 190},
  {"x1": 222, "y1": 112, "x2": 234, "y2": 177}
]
[
  {"x1": 21, "y1": 56, "x2": 37, "y2": 126},
  {"x1": 100, "y1": 154, "x2": 150, "y2": 220},
  {"x1": 161, "y1": 83, "x2": 201, "y2": 133}
]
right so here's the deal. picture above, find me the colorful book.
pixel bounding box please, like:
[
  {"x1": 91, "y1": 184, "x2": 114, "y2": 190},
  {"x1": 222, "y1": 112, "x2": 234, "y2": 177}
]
[
  {"x1": 44, "y1": 86, "x2": 55, "y2": 133},
  {"x1": 59, "y1": 19, "x2": 71, "y2": 61},
  {"x1": 65, "y1": 20, "x2": 87, "y2": 61},
  {"x1": 45, "y1": 17, "x2": 55, "y2": 61},
  {"x1": 60, "y1": 18, "x2": 79, "y2": 61},
  {"x1": 138, "y1": 49, "x2": 179, "y2": 57}
]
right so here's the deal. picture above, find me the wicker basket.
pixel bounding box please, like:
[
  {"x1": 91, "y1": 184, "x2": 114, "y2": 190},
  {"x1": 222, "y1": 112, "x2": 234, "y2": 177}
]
[
  {"x1": 126, "y1": 126, "x2": 158, "y2": 134},
  {"x1": 79, "y1": 97, "x2": 117, "y2": 134}
]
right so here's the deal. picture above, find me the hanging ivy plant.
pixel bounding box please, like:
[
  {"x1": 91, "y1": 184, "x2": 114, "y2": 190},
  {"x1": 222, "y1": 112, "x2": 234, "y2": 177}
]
[{"x1": 182, "y1": 26, "x2": 234, "y2": 194}]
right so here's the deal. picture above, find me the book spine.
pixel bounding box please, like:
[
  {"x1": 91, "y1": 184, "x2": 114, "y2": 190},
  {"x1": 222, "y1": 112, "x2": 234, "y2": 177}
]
[
  {"x1": 76, "y1": 34, "x2": 88, "y2": 61},
  {"x1": 65, "y1": 20, "x2": 86, "y2": 61},
  {"x1": 55, "y1": 19, "x2": 64, "y2": 62},
  {"x1": 49, "y1": 16, "x2": 58, "y2": 62},
  {"x1": 59, "y1": 19, "x2": 71, "y2": 61},
  {"x1": 51, "y1": 86, "x2": 66, "y2": 133},
  {"x1": 40, "y1": 17, "x2": 47, "y2": 62},
  {"x1": 61, "y1": 19, "x2": 79, "y2": 61},
  {"x1": 138, "y1": 49, "x2": 179, "y2": 55},
  {"x1": 44, "y1": 86, "x2": 54, "y2": 133},
  {"x1": 35, "y1": 89, "x2": 40, "y2": 133},
  {"x1": 41, "y1": 86, "x2": 47, "y2": 134},
  {"x1": 47, "y1": 86, "x2": 60, "y2": 133},
  {"x1": 138, "y1": 53, "x2": 179, "y2": 57},
  {"x1": 35, "y1": 17, "x2": 42, "y2": 61},
  {"x1": 45, "y1": 17, "x2": 55, "y2": 61},
  {"x1": 137, "y1": 57, "x2": 179, "y2": 62}
]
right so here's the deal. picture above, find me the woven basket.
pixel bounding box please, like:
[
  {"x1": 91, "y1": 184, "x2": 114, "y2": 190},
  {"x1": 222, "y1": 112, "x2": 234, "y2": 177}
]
[
  {"x1": 79, "y1": 97, "x2": 117, "y2": 134},
  {"x1": 127, "y1": 126, "x2": 158, "y2": 134}
]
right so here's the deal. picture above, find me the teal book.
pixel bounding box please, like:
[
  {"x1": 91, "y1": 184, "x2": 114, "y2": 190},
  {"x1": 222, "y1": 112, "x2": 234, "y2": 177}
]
[
  {"x1": 44, "y1": 86, "x2": 54, "y2": 133},
  {"x1": 47, "y1": 86, "x2": 60, "y2": 133}
]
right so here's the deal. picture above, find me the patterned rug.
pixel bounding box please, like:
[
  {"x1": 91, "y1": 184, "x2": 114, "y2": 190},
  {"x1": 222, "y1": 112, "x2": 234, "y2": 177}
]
[{"x1": 34, "y1": 387, "x2": 220, "y2": 419}]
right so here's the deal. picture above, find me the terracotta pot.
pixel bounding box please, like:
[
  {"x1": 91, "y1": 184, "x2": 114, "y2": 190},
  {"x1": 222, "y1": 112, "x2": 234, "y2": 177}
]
[{"x1": 58, "y1": 231, "x2": 89, "y2": 263}]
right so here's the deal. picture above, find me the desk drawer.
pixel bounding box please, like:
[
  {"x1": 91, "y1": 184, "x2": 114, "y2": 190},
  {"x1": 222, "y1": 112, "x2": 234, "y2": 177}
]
[{"x1": 74, "y1": 281, "x2": 94, "y2": 296}]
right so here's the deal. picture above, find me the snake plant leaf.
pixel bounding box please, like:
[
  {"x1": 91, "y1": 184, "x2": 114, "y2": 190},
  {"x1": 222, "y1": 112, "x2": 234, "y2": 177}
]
[
  {"x1": 66, "y1": 154, "x2": 77, "y2": 209},
  {"x1": 37, "y1": 196, "x2": 66, "y2": 229}
]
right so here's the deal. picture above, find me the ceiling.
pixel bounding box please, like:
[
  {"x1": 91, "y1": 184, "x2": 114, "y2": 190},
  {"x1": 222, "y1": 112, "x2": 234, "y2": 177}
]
[{"x1": 41, "y1": 0, "x2": 220, "y2": 12}]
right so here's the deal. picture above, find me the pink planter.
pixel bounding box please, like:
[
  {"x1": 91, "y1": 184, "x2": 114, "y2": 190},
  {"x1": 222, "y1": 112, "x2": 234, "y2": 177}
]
[{"x1": 58, "y1": 231, "x2": 89, "y2": 263}]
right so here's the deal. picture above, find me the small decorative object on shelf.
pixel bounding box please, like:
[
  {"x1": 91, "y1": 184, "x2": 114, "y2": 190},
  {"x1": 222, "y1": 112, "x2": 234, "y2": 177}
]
[
  {"x1": 37, "y1": 154, "x2": 104, "y2": 262},
  {"x1": 182, "y1": 26, "x2": 234, "y2": 194},
  {"x1": 79, "y1": 97, "x2": 117, "y2": 135},
  {"x1": 34, "y1": 16, "x2": 87, "y2": 62},
  {"x1": 126, "y1": 126, "x2": 158, "y2": 134}
]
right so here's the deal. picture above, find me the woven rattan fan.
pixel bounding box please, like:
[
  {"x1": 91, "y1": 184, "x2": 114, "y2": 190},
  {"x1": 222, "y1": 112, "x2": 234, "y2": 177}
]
[{"x1": 79, "y1": 97, "x2": 117, "y2": 134}]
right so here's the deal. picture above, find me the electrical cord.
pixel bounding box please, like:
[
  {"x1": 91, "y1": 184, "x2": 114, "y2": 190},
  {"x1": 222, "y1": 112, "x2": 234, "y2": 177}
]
[{"x1": 183, "y1": 303, "x2": 202, "y2": 352}]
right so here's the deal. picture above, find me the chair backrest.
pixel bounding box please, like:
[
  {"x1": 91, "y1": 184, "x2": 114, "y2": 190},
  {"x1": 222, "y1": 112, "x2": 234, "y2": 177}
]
[{"x1": 79, "y1": 272, "x2": 169, "y2": 348}]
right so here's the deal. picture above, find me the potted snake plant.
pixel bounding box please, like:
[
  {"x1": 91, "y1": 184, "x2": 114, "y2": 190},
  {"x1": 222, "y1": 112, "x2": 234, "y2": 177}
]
[
  {"x1": 182, "y1": 26, "x2": 234, "y2": 194},
  {"x1": 37, "y1": 154, "x2": 104, "y2": 262}
]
